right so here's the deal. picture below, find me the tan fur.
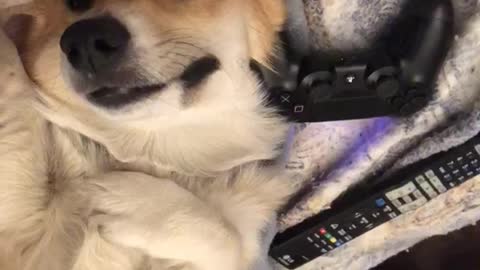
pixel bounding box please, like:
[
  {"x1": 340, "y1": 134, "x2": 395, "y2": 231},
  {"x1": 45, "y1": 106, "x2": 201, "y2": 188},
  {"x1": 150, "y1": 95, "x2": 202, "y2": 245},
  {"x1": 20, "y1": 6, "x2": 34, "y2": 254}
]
[{"x1": 0, "y1": 1, "x2": 295, "y2": 270}]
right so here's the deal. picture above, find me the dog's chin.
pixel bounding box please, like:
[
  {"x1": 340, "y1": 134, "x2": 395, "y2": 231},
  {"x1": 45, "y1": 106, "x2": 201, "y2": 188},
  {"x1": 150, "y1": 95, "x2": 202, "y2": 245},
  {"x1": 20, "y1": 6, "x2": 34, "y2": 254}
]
[{"x1": 87, "y1": 84, "x2": 166, "y2": 109}]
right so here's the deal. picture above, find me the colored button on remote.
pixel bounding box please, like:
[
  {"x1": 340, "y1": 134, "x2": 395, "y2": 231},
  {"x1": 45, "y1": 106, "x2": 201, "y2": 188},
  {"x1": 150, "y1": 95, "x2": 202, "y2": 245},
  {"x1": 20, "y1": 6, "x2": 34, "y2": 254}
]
[{"x1": 375, "y1": 198, "x2": 386, "y2": 207}]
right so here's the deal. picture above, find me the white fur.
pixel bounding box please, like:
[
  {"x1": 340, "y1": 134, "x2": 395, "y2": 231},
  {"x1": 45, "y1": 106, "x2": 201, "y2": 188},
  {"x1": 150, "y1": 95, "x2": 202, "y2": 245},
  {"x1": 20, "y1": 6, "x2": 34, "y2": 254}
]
[{"x1": 0, "y1": 3, "x2": 296, "y2": 270}]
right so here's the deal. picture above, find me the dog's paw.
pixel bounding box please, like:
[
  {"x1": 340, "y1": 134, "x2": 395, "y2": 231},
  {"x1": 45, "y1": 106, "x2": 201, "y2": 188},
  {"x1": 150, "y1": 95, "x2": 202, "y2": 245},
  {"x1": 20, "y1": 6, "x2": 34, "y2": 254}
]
[
  {"x1": 89, "y1": 213, "x2": 149, "y2": 251},
  {"x1": 87, "y1": 172, "x2": 244, "y2": 270},
  {"x1": 87, "y1": 172, "x2": 175, "y2": 252}
]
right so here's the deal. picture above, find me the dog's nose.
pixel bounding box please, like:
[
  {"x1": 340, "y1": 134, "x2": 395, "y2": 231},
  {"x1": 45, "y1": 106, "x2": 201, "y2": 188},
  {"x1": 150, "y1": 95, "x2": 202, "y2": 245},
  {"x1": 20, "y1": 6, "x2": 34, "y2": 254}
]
[{"x1": 60, "y1": 16, "x2": 130, "y2": 75}]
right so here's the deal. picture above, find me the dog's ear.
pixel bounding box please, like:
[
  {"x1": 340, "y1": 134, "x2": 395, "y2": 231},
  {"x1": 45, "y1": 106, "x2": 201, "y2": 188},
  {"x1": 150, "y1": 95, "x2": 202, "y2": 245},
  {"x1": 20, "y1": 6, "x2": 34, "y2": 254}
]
[
  {"x1": 246, "y1": 0, "x2": 286, "y2": 68},
  {"x1": 1, "y1": 3, "x2": 44, "y2": 53},
  {"x1": 2, "y1": 13, "x2": 34, "y2": 53}
]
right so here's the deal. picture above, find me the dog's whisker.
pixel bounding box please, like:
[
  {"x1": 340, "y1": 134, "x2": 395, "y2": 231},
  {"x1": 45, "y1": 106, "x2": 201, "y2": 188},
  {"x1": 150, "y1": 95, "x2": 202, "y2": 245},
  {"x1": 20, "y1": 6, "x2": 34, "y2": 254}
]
[
  {"x1": 167, "y1": 60, "x2": 187, "y2": 69},
  {"x1": 171, "y1": 41, "x2": 206, "y2": 52},
  {"x1": 157, "y1": 28, "x2": 208, "y2": 40},
  {"x1": 152, "y1": 36, "x2": 193, "y2": 48}
]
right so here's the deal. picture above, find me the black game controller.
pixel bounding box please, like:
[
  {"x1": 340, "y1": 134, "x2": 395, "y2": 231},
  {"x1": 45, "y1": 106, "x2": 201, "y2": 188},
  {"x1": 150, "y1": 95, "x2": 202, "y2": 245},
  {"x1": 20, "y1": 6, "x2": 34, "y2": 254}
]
[{"x1": 263, "y1": 0, "x2": 454, "y2": 122}]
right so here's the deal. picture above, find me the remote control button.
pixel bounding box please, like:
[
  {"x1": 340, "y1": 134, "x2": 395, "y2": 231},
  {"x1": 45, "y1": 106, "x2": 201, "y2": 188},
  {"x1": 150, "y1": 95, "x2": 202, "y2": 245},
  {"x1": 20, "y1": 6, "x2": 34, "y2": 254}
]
[
  {"x1": 418, "y1": 180, "x2": 438, "y2": 199},
  {"x1": 388, "y1": 212, "x2": 398, "y2": 219},
  {"x1": 444, "y1": 174, "x2": 453, "y2": 181},
  {"x1": 425, "y1": 170, "x2": 437, "y2": 179},
  {"x1": 386, "y1": 182, "x2": 416, "y2": 200},
  {"x1": 382, "y1": 205, "x2": 393, "y2": 213},
  {"x1": 277, "y1": 254, "x2": 297, "y2": 267},
  {"x1": 392, "y1": 199, "x2": 402, "y2": 208},
  {"x1": 471, "y1": 159, "x2": 479, "y2": 168},
  {"x1": 330, "y1": 224, "x2": 339, "y2": 230},
  {"x1": 447, "y1": 161, "x2": 456, "y2": 170},
  {"x1": 346, "y1": 224, "x2": 358, "y2": 232},
  {"x1": 399, "y1": 197, "x2": 429, "y2": 213},
  {"x1": 428, "y1": 176, "x2": 447, "y2": 193},
  {"x1": 415, "y1": 175, "x2": 427, "y2": 184},
  {"x1": 403, "y1": 195, "x2": 413, "y2": 204},
  {"x1": 319, "y1": 228, "x2": 327, "y2": 235},
  {"x1": 413, "y1": 190, "x2": 424, "y2": 199},
  {"x1": 375, "y1": 198, "x2": 386, "y2": 207},
  {"x1": 439, "y1": 167, "x2": 447, "y2": 173},
  {"x1": 357, "y1": 217, "x2": 370, "y2": 226},
  {"x1": 475, "y1": 145, "x2": 480, "y2": 155},
  {"x1": 371, "y1": 211, "x2": 382, "y2": 219}
]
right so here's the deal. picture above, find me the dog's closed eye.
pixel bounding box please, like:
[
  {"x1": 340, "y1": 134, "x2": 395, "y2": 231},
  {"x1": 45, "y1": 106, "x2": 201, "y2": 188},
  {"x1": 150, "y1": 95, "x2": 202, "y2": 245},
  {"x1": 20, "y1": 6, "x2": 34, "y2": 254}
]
[{"x1": 180, "y1": 56, "x2": 220, "y2": 90}]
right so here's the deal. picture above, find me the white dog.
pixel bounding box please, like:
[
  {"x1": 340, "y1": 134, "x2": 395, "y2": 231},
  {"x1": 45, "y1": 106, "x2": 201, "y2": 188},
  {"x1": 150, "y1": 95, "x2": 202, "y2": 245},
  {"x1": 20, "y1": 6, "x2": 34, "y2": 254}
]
[{"x1": 0, "y1": 1, "x2": 298, "y2": 270}]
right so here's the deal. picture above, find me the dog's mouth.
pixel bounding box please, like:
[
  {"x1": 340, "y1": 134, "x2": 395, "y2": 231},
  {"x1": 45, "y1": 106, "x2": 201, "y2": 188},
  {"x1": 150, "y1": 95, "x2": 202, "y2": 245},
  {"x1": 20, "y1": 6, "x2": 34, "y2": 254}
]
[
  {"x1": 81, "y1": 56, "x2": 220, "y2": 109},
  {"x1": 87, "y1": 84, "x2": 166, "y2": 108}
]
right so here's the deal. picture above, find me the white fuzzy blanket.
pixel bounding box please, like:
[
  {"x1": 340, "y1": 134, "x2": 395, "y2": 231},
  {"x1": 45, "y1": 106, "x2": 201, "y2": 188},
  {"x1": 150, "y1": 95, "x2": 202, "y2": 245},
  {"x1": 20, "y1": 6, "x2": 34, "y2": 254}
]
[{"x1": 273, "y1": 1, "x2": 480, "y2": 269}]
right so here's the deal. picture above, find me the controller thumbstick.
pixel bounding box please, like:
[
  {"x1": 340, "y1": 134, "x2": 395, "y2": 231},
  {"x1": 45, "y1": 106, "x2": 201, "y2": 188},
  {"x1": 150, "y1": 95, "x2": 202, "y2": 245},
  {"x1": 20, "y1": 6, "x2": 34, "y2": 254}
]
[
  {"x1": 311, "y1": 83, "x2": 334, "y2": 103},
  {"x1": 300, "y1": 70, "x2": 335, "y2": 104},
  {"x1": 376, "y1": 77, "x2": 401, "y2": 99},
  {"x1": 367, "y1": 66, "x2": 400, "y2": 100}
]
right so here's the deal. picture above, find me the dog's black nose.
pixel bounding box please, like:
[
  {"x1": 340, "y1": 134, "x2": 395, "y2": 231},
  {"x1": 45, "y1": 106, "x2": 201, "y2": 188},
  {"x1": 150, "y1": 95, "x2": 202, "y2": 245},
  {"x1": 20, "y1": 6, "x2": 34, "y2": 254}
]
[{"x1": 60, "y1": 16, "x2": 130, "y2": 75}]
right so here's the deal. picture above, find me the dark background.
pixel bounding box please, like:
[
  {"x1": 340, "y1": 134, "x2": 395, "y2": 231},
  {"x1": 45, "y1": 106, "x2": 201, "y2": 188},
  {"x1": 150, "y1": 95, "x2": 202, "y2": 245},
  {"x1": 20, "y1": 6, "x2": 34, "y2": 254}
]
[{"x1": 372, "y1": 221, "x2": 480, "y2": 270}]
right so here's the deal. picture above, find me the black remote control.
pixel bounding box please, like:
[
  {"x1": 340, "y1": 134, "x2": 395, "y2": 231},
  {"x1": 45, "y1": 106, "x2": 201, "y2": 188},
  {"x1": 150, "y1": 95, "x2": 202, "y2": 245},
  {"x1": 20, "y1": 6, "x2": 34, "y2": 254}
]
[{"x1": 270, "y1": 134, "x2": 480, "y2": 269}]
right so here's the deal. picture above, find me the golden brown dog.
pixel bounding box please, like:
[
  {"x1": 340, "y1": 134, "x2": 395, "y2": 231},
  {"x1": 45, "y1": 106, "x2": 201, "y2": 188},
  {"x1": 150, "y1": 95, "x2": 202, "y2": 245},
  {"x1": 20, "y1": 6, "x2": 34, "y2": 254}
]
[{"x1": 0, "y1": 1, "x2": 295, "y2": 270}]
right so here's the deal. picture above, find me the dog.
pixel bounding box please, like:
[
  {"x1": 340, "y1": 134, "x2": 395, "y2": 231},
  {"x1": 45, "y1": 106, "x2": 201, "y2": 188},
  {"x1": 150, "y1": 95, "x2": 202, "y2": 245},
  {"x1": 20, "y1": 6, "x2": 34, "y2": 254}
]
[{"x1": 0, "y1": 0, "x2": 298, "y2": 270}]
